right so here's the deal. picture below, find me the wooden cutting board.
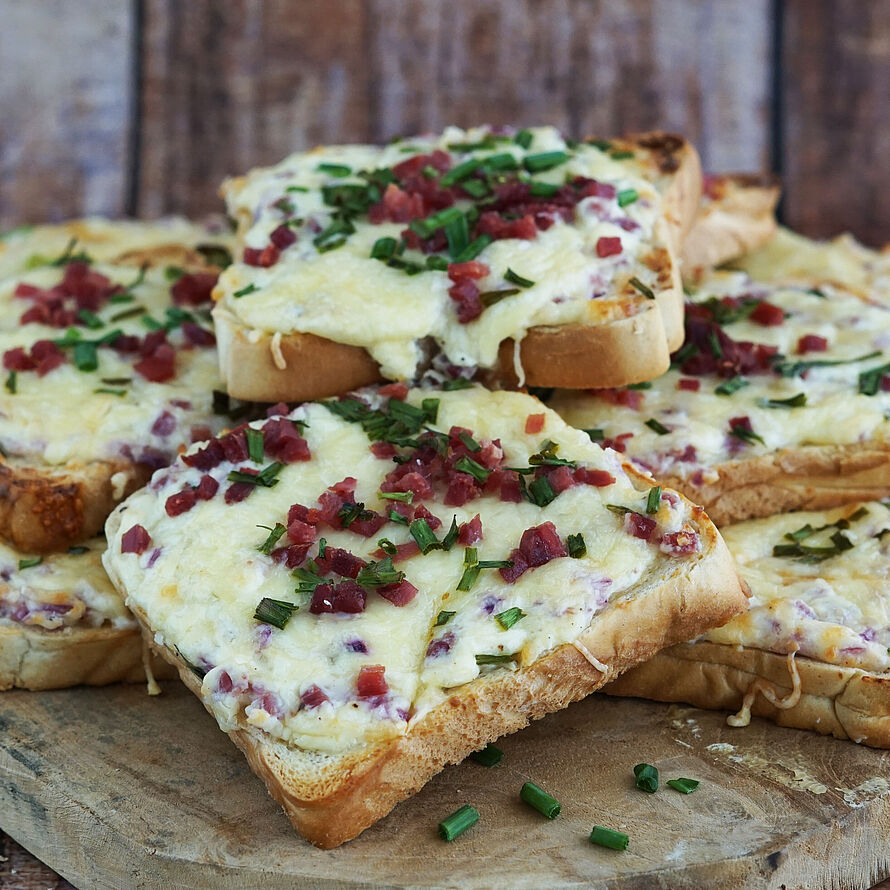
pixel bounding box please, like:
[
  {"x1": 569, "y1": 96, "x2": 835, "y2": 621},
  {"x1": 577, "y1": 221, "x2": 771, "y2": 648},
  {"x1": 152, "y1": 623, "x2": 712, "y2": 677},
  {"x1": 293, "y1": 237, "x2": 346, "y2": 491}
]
[{"x1": 2, "y1": 681, "x2": 889, "y2": 890}]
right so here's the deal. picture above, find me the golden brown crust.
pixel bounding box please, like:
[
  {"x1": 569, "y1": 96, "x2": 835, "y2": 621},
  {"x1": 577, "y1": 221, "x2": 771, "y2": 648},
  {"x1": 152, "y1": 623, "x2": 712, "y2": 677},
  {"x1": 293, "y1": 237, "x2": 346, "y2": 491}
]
[
  {"x1": 606, "y1": 641, "x2": 890, "y2": 748},
  {"x1": 123, "y1": 511, "x2": 746, "y2": 847},
  {"x1": 681, "y1": 173, "x2": 781, "y2": 274},
  {"x1": 0, "y1": 458, "x2": 150, "y2": 553},
  {"x1": 0, "y1": 621, "x2": 174, "y2": 691},
  {"x1": 657, "y1": 441, "x2": 890, "y2": 526},
  {"x1": 216, "y1": 133, "x2": 701, "y2": 401}
]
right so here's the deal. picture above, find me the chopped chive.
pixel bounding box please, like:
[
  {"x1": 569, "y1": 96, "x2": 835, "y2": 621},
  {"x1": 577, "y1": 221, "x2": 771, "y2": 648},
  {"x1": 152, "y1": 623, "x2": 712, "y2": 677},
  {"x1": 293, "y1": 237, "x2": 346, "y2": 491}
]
[
  {"x1": 567, "y1": 533, "x2": 587, "y2": 558},
  {"x1": 163, "y1": 266, "x2": 184, "y2": 282},
  {"x1": 528, "y1": 180, "x2": 559, "y2": 197},
  {"x1": 629, "y1": 276, "x2": 655, "y2": 299},
  {"x1": 109, "y1": 304, "x2": 147, "y2": 322},
  {"x1": 227, "y1": 462, "x2": 284, "y2": 488},
  {"x1": 495, "y1": 607, "x2": 525, "y2": 630},
  {"x1": 759, "y1": 392, "x2": 807, "y2": 409},
  {"x1": 457, "y1": 431, "x2": 481, "y2": 452},
  {"x1": 273, "y1": 196, "x2": 295, "y2": 215},
  {"x1": 73, "y1": 341, "x2": 98, "y2": 372},
  {"x1": 715, "y1": 376, "x2": 749, "y2": 396},
  {"x1": 441, "y1": 516, "x2": 460, "y2": 551},
  {"x1": 77, "y1": 309, "x2": 105, "y2": 329},
  {"x1": 18, "y1": 556, "x2": 42, "y2": 570},
  {"x1": 584, "y1": 428, "x2": 604, "y2": 441},
  {"x1": 440, "y1": 158, "x2": 482, "y2": 186},
  {"x1": 666, "y1": 777, "x2": 700, "y2": 794},
  {"x1": 442, "y1": 377, "x2": 474, "y2": 390},
  {"x1": 513, "y1": 129, "x2": 533, "y2": 149},
  {"x1": 425, "y1": 255, "x2": 450, "y2": 271},
  {"x1": 196, "y1": 244, "x2": 233, "y2": 269},
  {"x1": 253, "y1": 597, "x2": 298, "y2": 630},
  {"x1": 470, "y1": 743, "x2": 504, "y2": 766},
  {"x1": 859, "y1": 362, "x2": 890, "y2": 396},
  {"x1": 523, "y1": 151, "x2": 570, "y2": 173},
  {"x1": 633, "y1": 763, "x2": 659, "y2": 793},
  {"x1": 729, "y1": 423, "x2": 765, "y2": 446},
  {"x1": 257, "y1": 523, "x2": 287, "y2": 554},
  {"x1": 317, "y1": 162, "x2": 352, "y2": 177},
  {"x1": 457, "y1": 564, "x2": 481, "y2": 592},
  {"x1": 93, "y1": 387, "x2": 126, "y2": 396},
  {"x1": 376, "y1": 537, "x2": 397, "y2": 556},
  {"x1": 460, "y1": 179, "x2": 488, "y2": 198},
  {"x1": 452, "y1": 234, "x2": 493, "y2": 264},
  {"x1": 245, "y1": 428, "x2": 265, "y2": 463},
  {"x1": 773, "y1": 350, "x2": 881, "y2": 378},
  {"x1": 479, "y1": 288, "x2": 520, "y2": 308},
  {"x1": 504, "y1": 268, "x2": 535, "y2": 288},
  {"x1": 356, "y1": 556, "x2": 405, "y2": 588},
  {"x1": 388, "y1": 508, "x2": 409, "y2": 525},
  {"x1": 609, "y1": 149, "x2": 635, "y2": 160},
  {"x1": 645, "y1": 418, "x2": 670, "y2": 436},
  {"x1": 587, "y1": 138, "x2": 612, "y2": 151},
  {"x1": 286, "y1": 185, "x2": 309, "y2": 193},
  {"x1": 435, "y1": 610, "x2": 456, "y2": 626},
  {"x1": 617, "y1": 188, "x2": 639, "y2": 207},
  {"x1": 528, "y1": 475, "x2": 556, "y2": 507},
  {"x1": 4, "y1": 371, "x2": 16, "y2": 394},
  {"x1": 475, "y1": 652, "x2": 517, "y2": 665},
  {"x1": 410, "y1": 206, "x2": 465, "y2": 239},
  {"x1": 454, "y1": 455, "x2": 491, "y2": 483},
  {"x1": 520, "y1": 781, "x2": 560, "y2": 819},
  {"x1": 481, "y1": 152, "x2": 519, "y2": 172},
  {"x1": 477, "y1": 559, "x2": 513, "y2": 569},
  {"x1": 409, "y1": 518, "x2": 440, "y2": 554},
  {"x1": 438, "y1": 804, "x2": 479, "y2": 842},
  {"x1": 379, "y1": 490, "x2": 414, "y2": 503},
  {"x1": 233, "y1": 283, "x2": 259, "y2": 299},
  {"x1": 645, "y1": 486, "x2": 661, "y2": 514},
  {"x1": 445, "y1": 213, "x2": 470, "y2": 257},
  {"x1": 589, "y1": 825, "x2": 629, "y2": 850},
  {"x1": 371, "y1": 237, "x2": 398, "y2": 260}
]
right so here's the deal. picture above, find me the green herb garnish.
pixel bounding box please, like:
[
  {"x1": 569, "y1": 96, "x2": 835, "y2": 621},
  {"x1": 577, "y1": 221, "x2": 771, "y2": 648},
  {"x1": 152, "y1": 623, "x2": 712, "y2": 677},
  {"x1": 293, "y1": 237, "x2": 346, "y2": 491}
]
[
  {"x1": 227, "y1": 462, "x2": 284, "y2": 488},
  {"x1": 773, "y1": 350, "x2": 881, "y2": 378},
  {"x1": 4, "y1": 371, "x2": 16, "y2": 394},
  {"x1": 645, "y1": 486, "x2": 661, "y2": 514},
  {"x1": 629, "y1": 276, "x2": 655, "y2": 299},
  {"x1": 409, "y1": 518, "x2": 440, "y2": 554},
  {"x1": 523, "y1": 151, "x2": 570, "y2": 173},
  {"x1": 233, "y1": 283, "x2": 259, "y2": 299},
  {"x1": 504, "y1": 268, "x2": 535, "y2": 288},
  {"x1": 438, "y1": 805, "x2": 479, "y2": 842},
  {"x1": 253, "y1": 597, "x2": 298, "y2": 630},
  {"x1": 666, "y1": 778, "x2": 700, "y2": 794},
  {"x1": 474, "y1": 652, "x2": 517, "y2": 665},
  {"x1": 589, "y1": 826, "x2": 629, "y2": 850},
  {"x1": 245, "y1": 428, "x2": 264, "y2": 463},
  {"x1": 528, "y1": 475, "x2": 556, "y2": 507},
  {"x1": 316, "y1": 162, "x2": 352, "y2": 177},
  {"x1": 617, "y1": 188, "x2": 639, "y2": 207},
  {"x1": 645, "y1": 418, "x2": 670, "y2": 435},
  {"x1": 759, "y1": 393, "x2": 807, "y2": 409},
  {"x1": 470, "y1": 743, "x2": 504, "y2": 766},
  {"x1": 257, "y1": 523, "x2": 287, "y2": 555},
  {"x1": 495, "y1": 607, "x2": 526, "y2": 630},
  {"x1": 633, "y1": 763, "x2": 659, "y2": 793},
  {"x1": 18, "y1": 557, "x2": 42, "y2": 570},
  {"x1": 520, "y1": 781, "x2": 560, "y2": 819},
  {"x1": 715, "y1": 376, "x2": 749, "y2": 396},
  {"x1": 435, "y1": 610, "x2": 456, "y2": 627}
]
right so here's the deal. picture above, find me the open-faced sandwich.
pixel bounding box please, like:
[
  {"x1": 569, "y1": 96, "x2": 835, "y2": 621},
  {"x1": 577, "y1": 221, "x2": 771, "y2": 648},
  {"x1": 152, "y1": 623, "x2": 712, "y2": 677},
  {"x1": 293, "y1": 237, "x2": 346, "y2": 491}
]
[
  {"x1": 212, "y1": 126, "x2": 702, "y2": 401},
  {"x1": 103, "y1": 385, "x2": 747, "y2": 846},
  {"x1": 608, "y1": 501, "x2": 890, "y2": 748}
]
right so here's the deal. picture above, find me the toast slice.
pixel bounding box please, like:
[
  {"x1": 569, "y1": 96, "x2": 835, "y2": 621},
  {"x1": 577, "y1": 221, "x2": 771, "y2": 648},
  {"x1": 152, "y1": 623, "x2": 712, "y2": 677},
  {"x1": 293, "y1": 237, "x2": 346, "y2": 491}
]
[
  {"x1": 551, "y1": 267, "x2": 890, "y2": 525},
  {"x1": 0, "y1": 536, "x2": 172, "y2": 690},
  {"x1": 213, "y1": 127, "x2": 701, "y2": 401},
  {"x1": 681, "y1": 173, "x2": 780, "y2": 275},
  {"x1": 607, "y1": 502, "x2": 890, "y2": 747},
  {"x1": 732, "y1": 225, "x2": 890, "y2": 301},
  {"x1": 103, "y1": 385, "x2": 746, "y2": 847},
  {"x1": 0, "y1": 222, "x2": 234, "y2": 552}
]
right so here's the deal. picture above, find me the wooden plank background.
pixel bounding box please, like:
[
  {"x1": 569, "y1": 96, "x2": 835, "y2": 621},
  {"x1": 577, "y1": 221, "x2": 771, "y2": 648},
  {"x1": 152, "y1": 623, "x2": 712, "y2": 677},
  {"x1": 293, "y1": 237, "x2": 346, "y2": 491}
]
[{"x1": 1, "y1": 0, "x2": 887, "y2": 245}]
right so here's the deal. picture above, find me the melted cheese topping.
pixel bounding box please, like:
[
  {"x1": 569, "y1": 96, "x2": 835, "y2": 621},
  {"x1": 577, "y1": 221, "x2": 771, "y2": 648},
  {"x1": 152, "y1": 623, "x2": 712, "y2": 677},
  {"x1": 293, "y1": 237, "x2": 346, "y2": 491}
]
[
  {"x1": 0, "y1": 217, "x2": 233, "y2": 281},
  {"x1": 105, "y1": 387, "x2": 706, "y2": 753},
  {"x1": 0, "y1": 262, "x2": 225, "y2": 466},
  {"x1": 552, "y1": 270, "x2": 890, "y2": 479},
  {"x1": 0, "y1": 538, "x2": 130, "y2": 631},
  {"x1": 733, "y1": 227, "x2": 890, "y2": 302},
  {"x1": 707, "y1": 503, "x2": 890, "y2": 673},
  {"x1": 216, "y1": 126, "x2": 671, "y2": 379}
]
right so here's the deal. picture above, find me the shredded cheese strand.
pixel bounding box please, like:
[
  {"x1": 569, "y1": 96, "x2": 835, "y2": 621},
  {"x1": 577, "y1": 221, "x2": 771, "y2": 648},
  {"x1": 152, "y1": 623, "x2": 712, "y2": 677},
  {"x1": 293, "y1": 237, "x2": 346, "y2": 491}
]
[
  {"x1": 141, "y1": 636, "x2": 161, "y2": 696},
  {"x1": 573, "y1": 639, "x2": 609, "y2": 674},
  {"x1": 727, "y1": 646, "x2": 801, "y2": 728},
  {"x1": 270, "y1": 331, "x2": 286, "y2": 370}
]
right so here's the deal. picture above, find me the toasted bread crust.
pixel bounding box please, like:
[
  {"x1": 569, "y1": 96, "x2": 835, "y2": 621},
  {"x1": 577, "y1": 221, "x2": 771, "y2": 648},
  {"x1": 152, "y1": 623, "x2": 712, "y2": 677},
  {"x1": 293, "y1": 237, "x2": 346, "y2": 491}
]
[
  {"x1": 122, "y1": 510, "x2": 746, "y2": 847},
  {"x1": 606, "y1": 641, "x2": 890, "y2": 748},
  {"x1": 0, "y1": 459, "x2": 149, "y2": 553},
  {"x1": 681, "y1": 173, "x2": 781, "y2": 274},
  {"x1": 655, "y1": 442, "x2": 890, "y2": 527},
  {"x1": 0, "y1": 621, "x2": 173, "y2": 691},
  {"x1": 216, "y1": 133, "x2": 701, "y2": 402}
]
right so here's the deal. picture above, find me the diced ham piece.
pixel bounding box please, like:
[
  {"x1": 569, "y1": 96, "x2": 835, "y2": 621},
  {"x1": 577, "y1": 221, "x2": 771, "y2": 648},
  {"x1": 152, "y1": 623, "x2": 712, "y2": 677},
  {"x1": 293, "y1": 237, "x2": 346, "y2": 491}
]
[
  {"x1": 378, "y1": 382, "x2": 410, "y2": 400},
  {"x1": 121, "y1": 524, "x2": 151, "y2": 554},
  {"x1": 411, "y1": 504, "x2": 442, "y2": 530},
  {"x1": 165, "y1": 488, "x2": 197, "y2": 517},
  {"x1": 797, "y1": 334, "x2": 828, "y2": 354},
  {"x1": 371, "y1": 442, "x2": 397, "y2": 460},
  {"x1": 368, "y1": 183, "x2": 425, "y2": 224},
  {"x1": 262, "y1": 417, "x2": 311, "y2": 462},
  {"x1": 315, "y1": 547, "x2": 366, "y2": 579},
  {"x1": 182, "y1": 321, "x2": 216, "y2": 347},
  {"x1": 151, "y1": 411, "x2": 176, "y2": 437},
  {"x1": 243, "y1": 245, "x2": 280, "y2": 267},
  {"x1": 171, "y1": 272, "x2": 218, "y2": 306},
  {"x1": 624, "y1": 512, "x2": 657, "y2": 542},
  {"x1": 525, "y1": 413, "x2": 545, "y2": 434},
  {"x1": 377, "y1": 580, "x2": 419, "y2": 606},
  {"x1": 309, "y1": 580, "x2": 367, "y2": 614},
  {"x1": 426, "y1": 633, "x2": 455, "y2": 658},
  {"x1": 220, "y1": 428, "x2": 250, "y2": 463},
  {"x1": 677, "y1": 378, "x2": 701, "y2": 391},
  {"x1": 750, "y1": 301, "x2": 785, "y2": 326},
  {"x1": 356, "y1": 664, "x2": 388, "y2": 696},
  {"x1": 475, "y1": 211, "x2": 537, "y2": 241},
  {"x1": 574, "y1": 467, "x2": 615, "y2": 487},
  {"x1": 134, "y1": 340, "x2": 176, "y2": 383},
  {"x1": 271, "y1": 544, "x2": 311, "y2": 568},
  {"x1": 593, "y1": 387, "x2": 643, "y2": 410},
  {"x1": 300, "y1": 685, "x2": 329, "y2": 709},
  {"x1": 182, "y1": 437, "x2": 225, "y2": 471},
  {"x1": 269, "y1": 225, "x2": 297, "y2": 250},
  {"x1": 375, "y1": 541, "x2": 421, "y2": 563},
  {"x1": 448, "y1": 278, "x2": 483, "y2": 324},
  {"x1": 500, "y1": 521, "x2": 567, "y2": 583},
  {"x1": 287, "y1": 519, "x2": 317, "y2": 547},
  {"x1": 194, "y1": 474, "x2": 219, "y2": 500},
  {"x1": 30, "y1": 340, "x2": 66, "y2": 375},
  {"x1": 3, "y1": 347, "x2": 34, "y2": 371},
  {"x1": 392, "y1": 150, "x2": 451, "y2": 179},
  {"x1": 660, "y1": 529, "x2": 701, "y2": 556},
  {"x1": 458, "y1": 514, "x2": 483, "y2": 545},
  {"x1": 448, "y1": 261, "x2": 489, "y2": 282},
  {"x1": 596, "y1": 236, "x2": 622, "y2": 257}
]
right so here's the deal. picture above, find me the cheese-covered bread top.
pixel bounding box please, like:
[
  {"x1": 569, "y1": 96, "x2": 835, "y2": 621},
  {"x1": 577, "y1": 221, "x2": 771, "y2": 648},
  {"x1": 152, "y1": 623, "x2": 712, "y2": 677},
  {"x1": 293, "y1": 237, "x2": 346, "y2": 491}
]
[
  {"x1": 105, "y1": 386, "x2": 714, "y2": 754},
  {"x1": 0, "y1": 217, "x2": 233, "y2": 282},
  {"x1": 0, "y1": 537, "x2": 131, "y2": 631},
  {"x1": 707, "y1": 502, "x2": 890, "y2": 674},
  {"x1": 0, "y1": 232, "x2": 230, "y2": 468},
  {"x1": 552, "y1": 269, "x2": 890, "y2": 482},
  {"x1": 215, "y1": 126, "x2": 679, "y2": 380},
  {"x1": 732, "y1": 226, "x2": 890, "y2": 302}
]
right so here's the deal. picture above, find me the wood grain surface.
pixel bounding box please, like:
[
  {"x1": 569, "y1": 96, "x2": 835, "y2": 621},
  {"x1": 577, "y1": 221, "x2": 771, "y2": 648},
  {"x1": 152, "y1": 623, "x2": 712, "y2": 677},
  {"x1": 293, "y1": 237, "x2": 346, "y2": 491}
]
[
  {"x1": 1, "y1": 1, "x2": 887, "y2": 242},
  {"x1": 3, "y1": 682, "x2": 890, "y2": 889}
]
